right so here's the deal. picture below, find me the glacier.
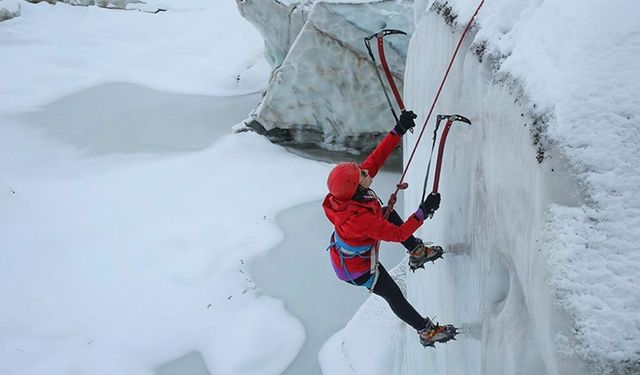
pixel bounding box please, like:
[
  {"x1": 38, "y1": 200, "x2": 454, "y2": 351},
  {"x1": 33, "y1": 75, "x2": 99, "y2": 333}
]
[
  {"x1": 1, "y1": 0, "x2": 638, "y2": 374},
  {"x1": 243, "y1": 1, "x2": 640, "y2": 374},
  {"x1": 237, "y1": 0, "x2": 415, "y2": 152}
]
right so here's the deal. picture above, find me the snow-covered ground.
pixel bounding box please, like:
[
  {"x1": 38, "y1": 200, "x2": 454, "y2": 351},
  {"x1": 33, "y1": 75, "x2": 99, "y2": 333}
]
[
  {"x1": 0, "y1": 1, "x2": 334, "y2": 374},
  {"x1": 3, "y1": 1, "x2": 639, "y2": 374}
]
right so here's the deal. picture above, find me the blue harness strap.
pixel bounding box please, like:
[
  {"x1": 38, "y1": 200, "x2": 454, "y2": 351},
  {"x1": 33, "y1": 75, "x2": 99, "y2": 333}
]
[
  {"x1": 332, "y1": 232, "x2": 373, "y2": 255},
  {"x1": 327, "y1": 232, "x2": 375, "y2": 288}
]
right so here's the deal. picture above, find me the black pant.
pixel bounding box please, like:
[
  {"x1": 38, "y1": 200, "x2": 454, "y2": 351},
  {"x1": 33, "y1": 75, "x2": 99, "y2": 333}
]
[
  {"x1": 350, "y1": 209, "x2": 426, "y2": 331},
  {"x1": 371, "y1": 264, "x2": 426, "y2": 331},
  {"x1": 373, "y1": 207, "x2": 425, "y2": 330},
  {"x1": 351, "y1": 266, "x2": 426, "y2": 331}
]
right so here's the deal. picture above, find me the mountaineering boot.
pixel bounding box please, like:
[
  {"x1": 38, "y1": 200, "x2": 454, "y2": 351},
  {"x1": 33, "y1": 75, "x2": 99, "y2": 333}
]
[
  {"x1": 408, "y1": 239, "x2": 444, "y2": 271},
  {"x1": 418, "y1": 317, "x2": 458, "y2": 348}
]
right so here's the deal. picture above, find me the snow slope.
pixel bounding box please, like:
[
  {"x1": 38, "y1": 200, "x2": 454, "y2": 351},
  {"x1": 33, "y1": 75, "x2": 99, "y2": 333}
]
[
  {"x1": 0, "y1": 0, "x2": 268, "y2": 115},
  {"x1": 0, "y1": 1, "x2": 334, "y2": 374}
]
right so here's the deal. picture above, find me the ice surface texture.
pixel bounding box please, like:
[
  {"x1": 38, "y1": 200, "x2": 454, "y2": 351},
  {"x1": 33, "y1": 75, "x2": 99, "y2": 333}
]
[
  {"x1": 238, "y1": 0, "x2": 415, "y2": 152},
  {"x1": 0, "y1": 0, "x2": 20, "y2": 21},
  {"x1": 401, "y1": 2, "x2": 640, "y2": 375}
]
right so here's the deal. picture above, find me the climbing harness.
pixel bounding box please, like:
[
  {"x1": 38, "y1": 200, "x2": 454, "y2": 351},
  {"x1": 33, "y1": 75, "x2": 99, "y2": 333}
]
[
  {"x1": 363, "y1": 0, "x2": 485, "y2": 289},
  {"x1": 327, "y1": 232, "x2": 375, "y2": 288}
]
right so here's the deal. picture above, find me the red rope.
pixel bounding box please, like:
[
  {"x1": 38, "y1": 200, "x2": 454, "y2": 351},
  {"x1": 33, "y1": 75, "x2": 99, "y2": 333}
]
[
  {"x1": 370, "y1": 1, "x2": 485, "y2": 286},
  {"x1": 387, "y1": 0, "x2": 484, "y2": 215}
]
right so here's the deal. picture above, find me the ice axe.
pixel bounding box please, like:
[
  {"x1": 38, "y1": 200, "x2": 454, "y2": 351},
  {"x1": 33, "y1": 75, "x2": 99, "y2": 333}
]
[
  {"x1": 422, "y1": 114, "x2": 472, "y2": 218},
  {"x1": 364, "y1": 29, "x2": 412, "y2": 129}
]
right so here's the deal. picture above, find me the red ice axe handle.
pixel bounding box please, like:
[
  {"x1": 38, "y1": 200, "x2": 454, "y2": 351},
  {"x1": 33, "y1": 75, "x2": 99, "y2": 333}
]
[
  {"x1": 431, "y1": 115, "x2": 472, "y2": 193},
  {"x1": 431, "y1": 119, "x2": 452, "y2": 193},
  {"x1": 377, "y1": 36, "x2": 405, "y2": 112}
]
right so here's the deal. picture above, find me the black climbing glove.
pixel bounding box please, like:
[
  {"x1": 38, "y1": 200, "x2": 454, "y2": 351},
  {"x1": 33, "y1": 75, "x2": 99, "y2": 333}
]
[
  {"x1": 417, "y1": 192, "x2": 441, "y2": 219},
  {"x1": 393, "y1": 110, "x2": 417, "y2": 136}
]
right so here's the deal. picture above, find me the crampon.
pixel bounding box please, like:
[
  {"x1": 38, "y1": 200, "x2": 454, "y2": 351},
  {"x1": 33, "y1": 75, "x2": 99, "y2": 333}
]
[
  {"x1": 418, "y1": 319, "x2": 458, "y2": 348},
  {"x1": 408, "y1": 240, "x2": 444, "y2": 271}
]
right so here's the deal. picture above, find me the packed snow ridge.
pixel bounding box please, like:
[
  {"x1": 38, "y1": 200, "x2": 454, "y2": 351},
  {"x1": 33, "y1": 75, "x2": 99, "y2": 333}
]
[
  {"x1": 20, "y1": 0, "x2": 163, "y2": 13},
  {"x1": 237, "y1": 0, "x2": 415, "y2": 152},
  {"x1": 244, "y1": 0, "x2": 640, "y2": 374},
  {"x1": 0, "y1": 0, "x2": 163, "y2": 21}
]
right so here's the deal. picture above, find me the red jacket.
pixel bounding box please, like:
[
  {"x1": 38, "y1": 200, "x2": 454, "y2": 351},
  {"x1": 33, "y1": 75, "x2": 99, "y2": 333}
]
[{"x1": 322, "y1": 132, "x2": 423, "y2": 278}]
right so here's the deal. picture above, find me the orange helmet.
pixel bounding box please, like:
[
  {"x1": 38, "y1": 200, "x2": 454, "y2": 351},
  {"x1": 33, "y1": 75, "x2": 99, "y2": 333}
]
[{"x1": 327, "y1": 162, "x2": 360, "y2": 200}]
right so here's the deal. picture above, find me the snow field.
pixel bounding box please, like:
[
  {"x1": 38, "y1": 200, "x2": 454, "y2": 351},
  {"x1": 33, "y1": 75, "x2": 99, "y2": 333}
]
[
  {"x1": 0, "y1": 0, "x2": 269, "y2": 115},
  {"x1": 0, "y1": 125, "x2": 334, "y2": 374},
  {"x1": 0, "y1": 1, "x2": 336, "y2": 374}
]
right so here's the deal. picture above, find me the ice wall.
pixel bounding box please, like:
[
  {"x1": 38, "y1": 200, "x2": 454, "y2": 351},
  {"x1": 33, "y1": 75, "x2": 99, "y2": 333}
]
[
  {"x1": 395, "y1": 2, "x2": 639, "y2": 375},
  {"x1": 399, "y1": 12, "x2": 584, "y2": 375},
  {"x1": 237, "y1": 0, "x2": 414, "y2": 152},
  {"x1": 236, "y1": 0, "x2": 312, "y2": 69}
]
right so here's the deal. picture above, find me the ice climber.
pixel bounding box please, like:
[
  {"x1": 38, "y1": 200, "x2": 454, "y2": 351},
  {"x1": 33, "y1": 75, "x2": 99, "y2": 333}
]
[{"x1": 322, "y1": 110, "x2": 457, "y2": 347}]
